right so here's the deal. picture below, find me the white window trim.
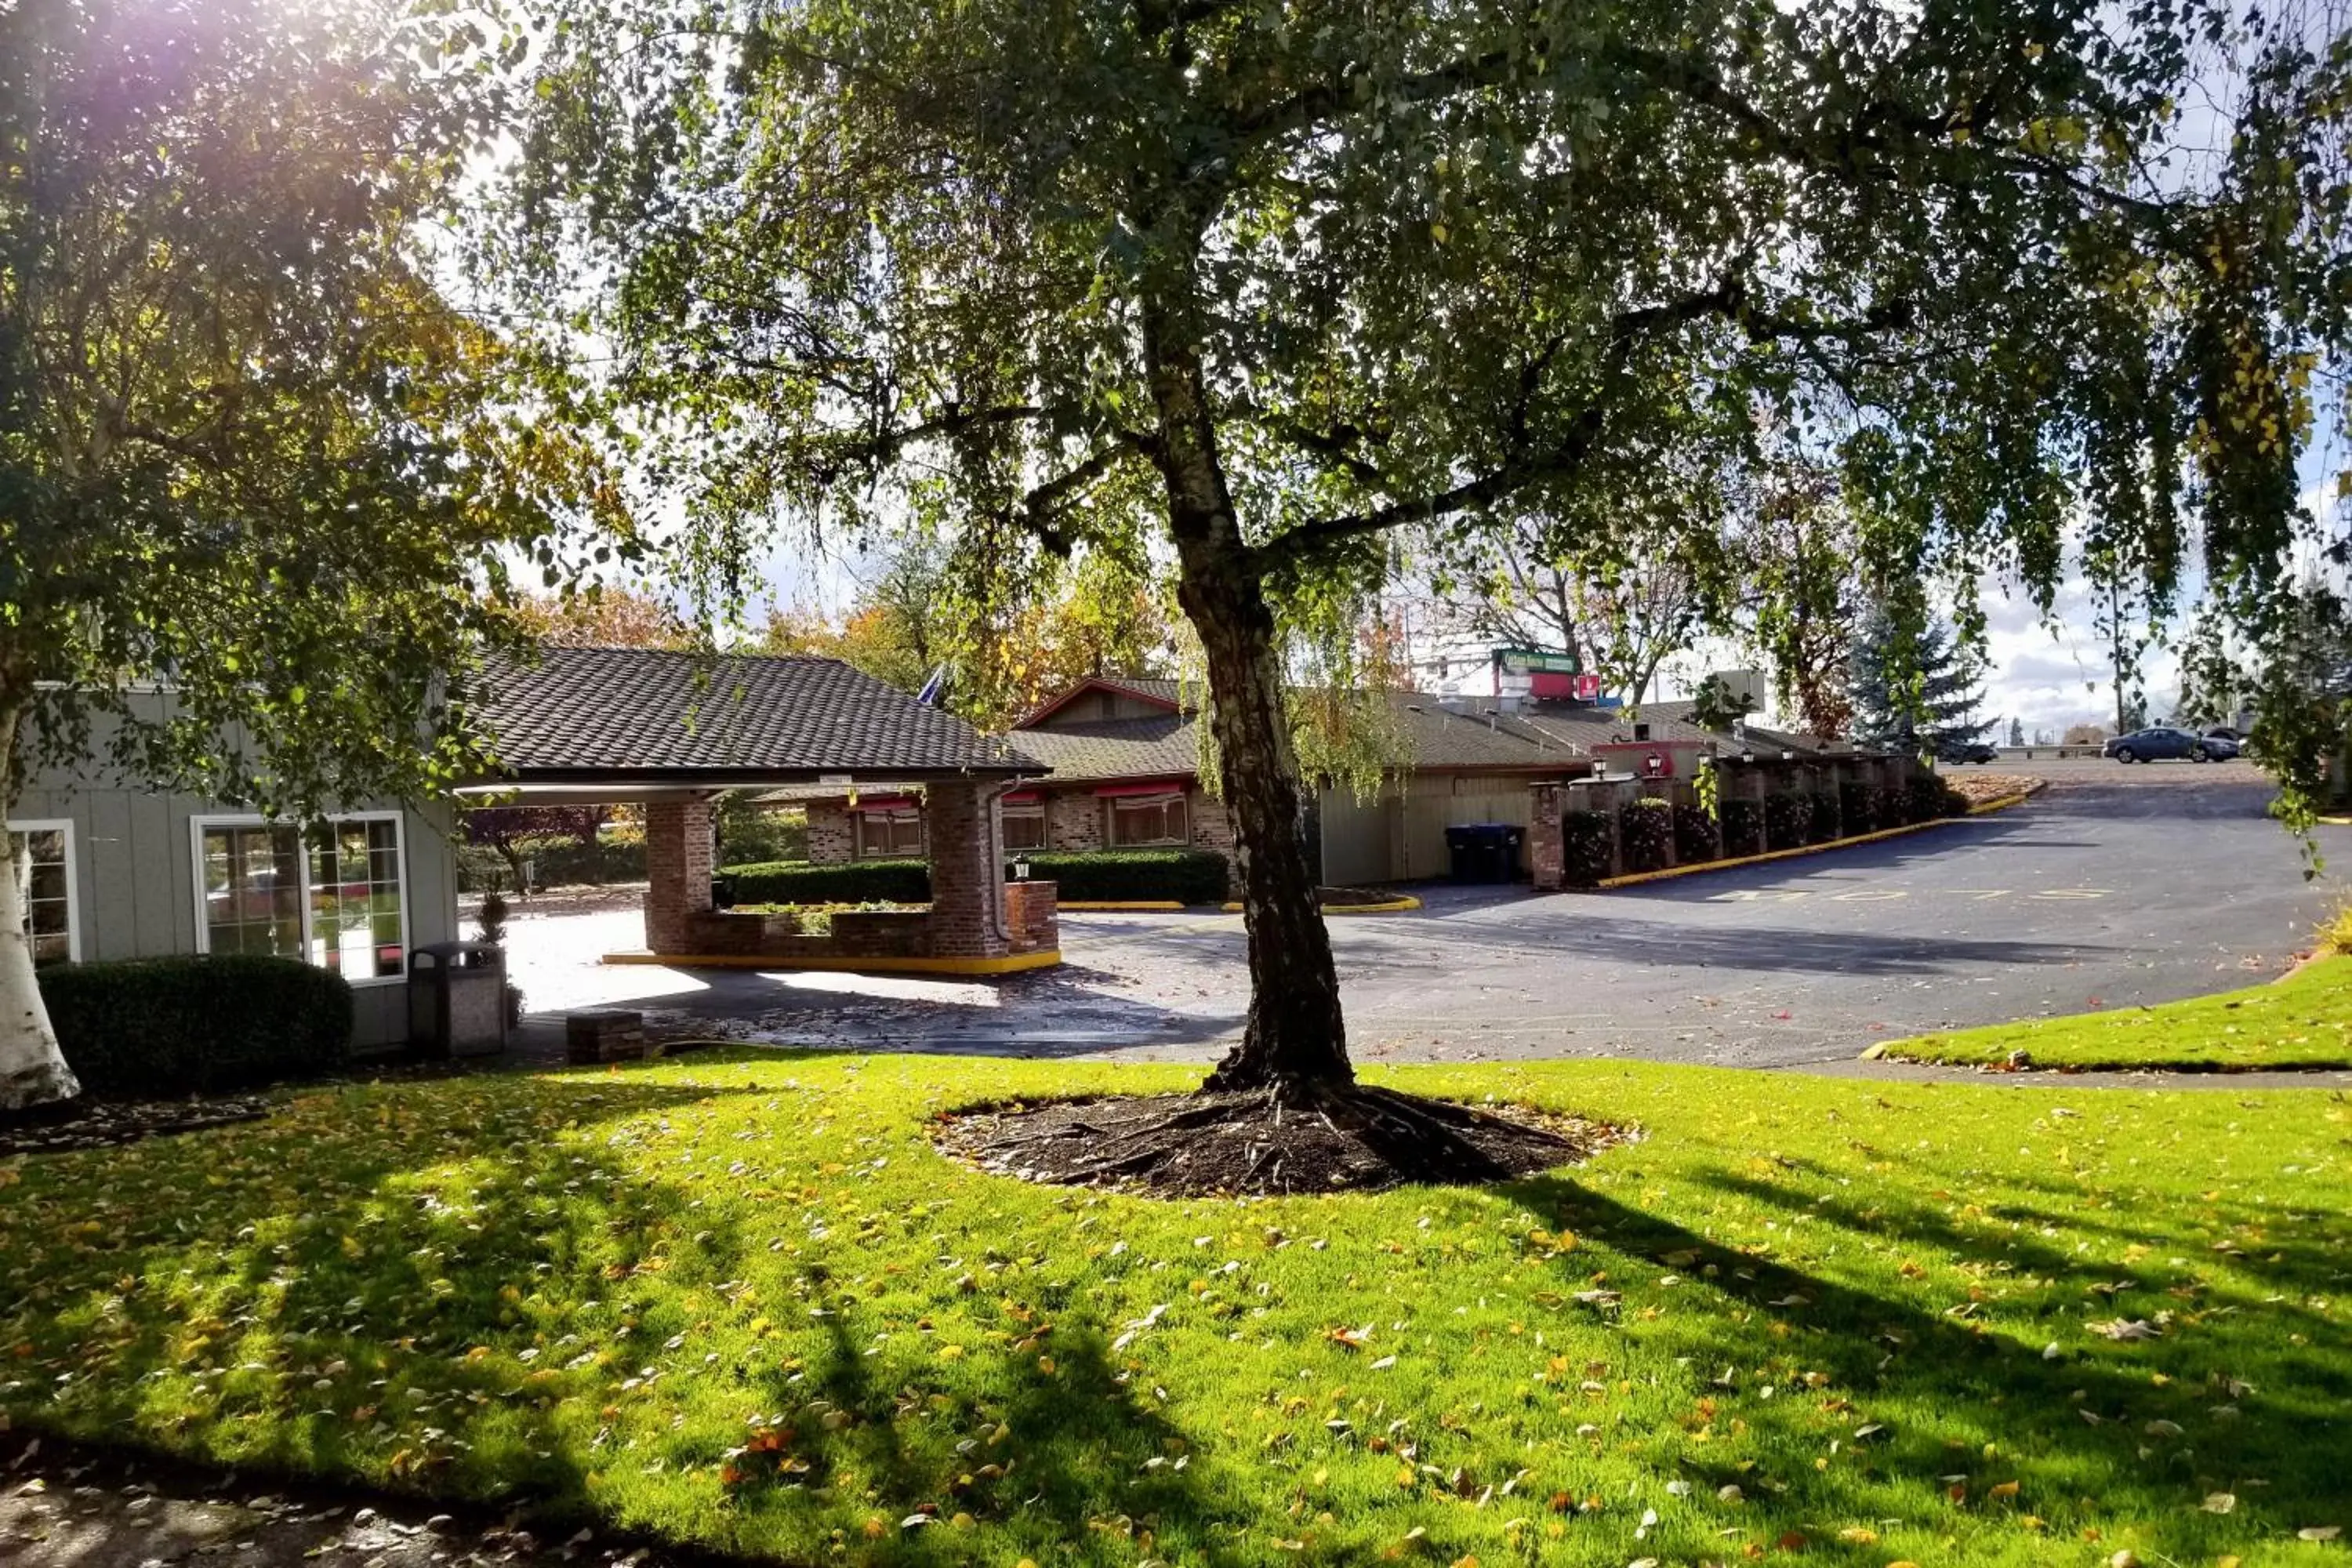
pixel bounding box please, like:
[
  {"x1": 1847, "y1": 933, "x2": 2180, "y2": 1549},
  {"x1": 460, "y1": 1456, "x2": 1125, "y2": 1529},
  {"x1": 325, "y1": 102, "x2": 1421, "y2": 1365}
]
[
  {"x1": 6, "y1": 817, "x2": 81, "y2": 964},
  {"x1": 188, "y1": 811, "x2": 412, "y2": 989},
  {"x1": 1106, "y1": 793, "x2": 1190, "y2": 848}
]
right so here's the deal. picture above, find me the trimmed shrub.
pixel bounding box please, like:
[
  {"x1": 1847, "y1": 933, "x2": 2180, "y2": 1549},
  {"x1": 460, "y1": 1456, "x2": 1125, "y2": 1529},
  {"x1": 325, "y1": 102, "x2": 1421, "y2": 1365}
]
[
  {"x1": 38, "y1": 956, "x2": 351, "y2": 1098},
  {"x1": 1620, "y1": 798, "x2": 1675, "y2": 874},
  {"x1": 723, "y1": 848, "x2": 1236, "y2": 906},
  {"x1": 458, "y1": 837, "x2": 648, "y2": 892},
  {"x1": 1017, "y1": 848, "x2": 1232, "y2": 905},
  {"x1": 1719, "y1": 798, "x2": 1766, "y2": 858},
  {"x1": 725, "y1": 858, "x2": 933, "y2": 905},
  {"x1": 1671, "y1": 801, "x2": 1719, "y2": 865},
  {"x1": 1809, "y1": 790, "x2": 1842, "y2": 844},
  {"x1": 1562, "y1": 811, "x2": 1614, "y2": 887},
  {"x1": 1764, "y1": 791, "x2": 1813, "y2": 851},
  {"x1": 1906, "y1": 774, "x2": 1969, "y2": 823},
  {"x1": 1839, "y1": 782, "x2": 1883, "y2": 837}
]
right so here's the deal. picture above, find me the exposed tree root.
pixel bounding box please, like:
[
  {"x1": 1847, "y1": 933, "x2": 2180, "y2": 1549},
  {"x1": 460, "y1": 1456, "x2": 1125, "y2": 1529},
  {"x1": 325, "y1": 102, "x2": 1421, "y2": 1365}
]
[{"x1": 934, "y1": 1083, "x2": 1626, "y2": 1197}]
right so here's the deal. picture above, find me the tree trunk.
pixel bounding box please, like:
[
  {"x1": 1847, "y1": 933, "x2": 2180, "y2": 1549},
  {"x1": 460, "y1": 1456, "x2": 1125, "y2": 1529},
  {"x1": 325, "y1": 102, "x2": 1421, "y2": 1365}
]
[
  {"x1": 1145, "y1": 304, "x2": 1352, "y2": 1097},
  {"x1": 0, "y1": 694, "x2": 82, "y2": 1111}
]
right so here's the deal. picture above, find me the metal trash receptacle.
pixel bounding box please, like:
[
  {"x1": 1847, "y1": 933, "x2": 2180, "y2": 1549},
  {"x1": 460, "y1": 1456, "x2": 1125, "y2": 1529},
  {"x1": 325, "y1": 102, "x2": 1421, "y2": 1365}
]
[
  {"x1": 1444, "y1": 825, "x2": 1484, "y2": 882},
  {"x1": 1446, "y1": 823, "x2": 1524, "y2": 883},
  {"x1": 408, "y1": 940, "x2": 510, "y2": 1058}
]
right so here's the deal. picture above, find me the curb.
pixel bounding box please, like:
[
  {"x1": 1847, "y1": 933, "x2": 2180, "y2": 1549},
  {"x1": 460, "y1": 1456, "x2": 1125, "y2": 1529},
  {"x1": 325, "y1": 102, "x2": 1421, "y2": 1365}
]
[
  {"x1": 602, "y1": 949, "x2": 1062, "y2": 976},
  {"x1": 1218, "y1": 895, "x2": 1425, "y2": 915},
  {"x1": 1591, "y1": 777, "x2": 2049, "y2": 891},
  {"x1": 1058, "y1": 900, "x2": 1189, "y2": 912}
]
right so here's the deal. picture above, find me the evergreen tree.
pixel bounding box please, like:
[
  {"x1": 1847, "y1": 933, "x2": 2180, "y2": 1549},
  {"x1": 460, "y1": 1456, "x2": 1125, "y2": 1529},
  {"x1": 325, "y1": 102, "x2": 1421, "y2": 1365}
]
[{"x1": 1846, "y1": 606, "x2": 1994, "y2": 753}]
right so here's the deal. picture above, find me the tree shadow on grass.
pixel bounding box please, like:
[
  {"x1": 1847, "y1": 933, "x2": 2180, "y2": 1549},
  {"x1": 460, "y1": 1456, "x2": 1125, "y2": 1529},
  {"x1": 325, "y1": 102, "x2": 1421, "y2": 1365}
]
[
  {"x1": 0, "y1": 1071, "x2": 761, "y2": 1518},
  {"x1": 1509, "y1": 1171, "x2": 2348, "y2": 1563}
]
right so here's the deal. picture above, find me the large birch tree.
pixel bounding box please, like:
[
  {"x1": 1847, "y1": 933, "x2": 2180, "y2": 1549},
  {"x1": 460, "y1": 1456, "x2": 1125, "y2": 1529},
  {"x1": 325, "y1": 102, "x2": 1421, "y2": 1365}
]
[{"x1": 503, "y1": 0, "x2": 2352, "y2": 1110}]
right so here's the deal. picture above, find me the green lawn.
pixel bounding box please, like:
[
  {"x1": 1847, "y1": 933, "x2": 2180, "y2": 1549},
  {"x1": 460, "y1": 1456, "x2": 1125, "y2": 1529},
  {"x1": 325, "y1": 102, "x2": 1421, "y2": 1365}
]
[
  {"x1": 2, "y1": 1055, "x2": 2346, "y2": 1566},
  {"x1": 1883, "y1": 955, "x2": 2352, "y2": 1072}
]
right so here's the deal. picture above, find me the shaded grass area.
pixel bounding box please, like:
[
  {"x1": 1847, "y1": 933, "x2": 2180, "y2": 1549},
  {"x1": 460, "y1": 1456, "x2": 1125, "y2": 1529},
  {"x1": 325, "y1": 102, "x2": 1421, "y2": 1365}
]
[
  {"x1": 1, "y1": 1055, "x2": 2346, "y2": 1565},
  {"x1": 1887, "y1": 955, "x2": 2352, "y2": 1071}
]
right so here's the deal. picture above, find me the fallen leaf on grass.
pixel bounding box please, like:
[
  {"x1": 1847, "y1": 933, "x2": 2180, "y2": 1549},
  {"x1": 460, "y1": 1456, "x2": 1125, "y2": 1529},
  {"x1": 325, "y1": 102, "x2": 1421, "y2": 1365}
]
[{"x1": 2089, "y1": 1318, "x2": 2161, "y2": 1341}]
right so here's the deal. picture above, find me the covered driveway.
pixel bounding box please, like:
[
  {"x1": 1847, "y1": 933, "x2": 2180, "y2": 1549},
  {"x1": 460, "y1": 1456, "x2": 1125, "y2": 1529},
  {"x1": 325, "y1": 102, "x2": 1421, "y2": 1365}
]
[
  {"x1": 501, "y1": 764, "x2": 2346, "y2": 1066},
  {"x1": 465, "y1": 647, "x2": 1054, "y2": 970}
]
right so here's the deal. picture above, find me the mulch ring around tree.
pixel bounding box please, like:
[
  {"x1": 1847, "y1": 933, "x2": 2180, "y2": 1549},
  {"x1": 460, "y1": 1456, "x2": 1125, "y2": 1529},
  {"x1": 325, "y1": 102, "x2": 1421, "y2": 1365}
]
[
  {"x1": 0, "y1": 1093, "x2": 272, "y2": 1157},
  {"x1": 934, "y1": 1086, "x2": 1628, "y2": 1197}
]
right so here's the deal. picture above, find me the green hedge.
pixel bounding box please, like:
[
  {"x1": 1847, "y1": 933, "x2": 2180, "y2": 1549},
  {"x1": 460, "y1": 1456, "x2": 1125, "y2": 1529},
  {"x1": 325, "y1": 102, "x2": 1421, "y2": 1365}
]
[
  {"x1": 1809, "y1": 790, "x2": 1842, "y2": 844},
  {"x1": 1017, "y1": 848, "x2": 1232, "y2": 904},
  {"x1": 1839, "y1": 782, "x2": 1884, "y2": 836},
  {"x1": 1562, "y1": 811, "x2": 1613, "y2": 887},
  {"x1": 723, "y1": 858, "x2": 932, "y2": 906},
  {"x1": 1720, "y1": 798, "x2": 1766, "y2": 858},
  {"x1": 38, "y1": 955, "x2": 352, "y2": 1098},
  {"x1": 1671, "y1": 802, "x2": 1719, "y2": 864},
  {"x1": 1764, "y1": 792, "x2": 1813, "y2": 851},
  {"x1": 720, "y1": 848, "x2": 1236, "y2": 906},
  {"x1": 1906, "y1": 774, "x2": 1970, "y2": 823},
  {"x1": 457, "y1": 837, "x2": 648, "y2": 892},
  {"x1": 1619, "y1": 799, "x2": 1675, "y2": 874}
]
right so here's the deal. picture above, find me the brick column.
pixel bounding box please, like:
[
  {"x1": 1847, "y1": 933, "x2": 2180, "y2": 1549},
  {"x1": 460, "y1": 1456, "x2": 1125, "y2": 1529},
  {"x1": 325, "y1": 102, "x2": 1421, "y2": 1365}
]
[
  {"x1": 644, "y1": 799, "x2": 713, "y2": 955},
  {"x1": 924, "y1": 779, "x2": 1007, "y2": 959},
  {"x1": 1527, "y1": 781, "x2": 1565, "y2": 891}
]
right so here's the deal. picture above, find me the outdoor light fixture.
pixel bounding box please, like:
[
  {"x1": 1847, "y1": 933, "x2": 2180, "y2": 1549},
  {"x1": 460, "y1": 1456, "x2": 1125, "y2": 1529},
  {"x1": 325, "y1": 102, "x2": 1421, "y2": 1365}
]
[
  {"x1": 1646, "y1": 753, "x2": 1664, "y2": 775},
  {"x1": 1740, "y1": 750, "x2": 1755, "y2": 764},
  {"x1": 1781, "y1": 750, "x2": 1795, "y2": 761},
  {"x1": 1012, "y1": 859, "x2": 1031, "y2": 880}
]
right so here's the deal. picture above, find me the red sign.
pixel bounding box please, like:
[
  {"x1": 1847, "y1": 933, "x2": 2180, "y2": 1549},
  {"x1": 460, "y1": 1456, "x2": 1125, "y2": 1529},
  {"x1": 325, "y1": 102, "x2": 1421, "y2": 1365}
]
[{"x1": 1572, "y1": 673, "x2": 1602, "y2": 701}]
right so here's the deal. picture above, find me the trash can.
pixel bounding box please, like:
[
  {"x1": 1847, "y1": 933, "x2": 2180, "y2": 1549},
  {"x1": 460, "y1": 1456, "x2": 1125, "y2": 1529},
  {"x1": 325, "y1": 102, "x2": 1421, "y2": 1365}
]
[
  {"x1": 408, "y1": 940, "x2": 510, "y2": 1058},
  {"x1": 711, "y1": 873, "x2": 738, "y2": 910},
  {"x1": 1445, "y1": 823, "x2": 1524, "y2": 883}
]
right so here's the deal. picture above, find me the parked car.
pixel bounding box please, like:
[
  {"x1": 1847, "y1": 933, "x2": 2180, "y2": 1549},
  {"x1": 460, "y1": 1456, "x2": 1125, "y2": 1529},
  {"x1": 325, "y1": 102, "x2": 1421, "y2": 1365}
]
[
  {"x1": 1935, "y1": 739, "x2": 2001, "y2": 764},
  {"x1": 2103, "y1": 725, "x2": 2232, "y2": 763}
]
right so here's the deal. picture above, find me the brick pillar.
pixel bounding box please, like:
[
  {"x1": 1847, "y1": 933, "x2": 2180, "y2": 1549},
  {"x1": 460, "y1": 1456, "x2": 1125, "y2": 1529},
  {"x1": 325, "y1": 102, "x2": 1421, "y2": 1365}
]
[
  {"x1": 644, "y1": 799, "x2": 713, "y2": 955},
  {"x1": 1527, "y1": 782, "x2": 1565, "y2": 891},
  {"x1": 925, "y1": 780, "x2": 1007, "y2": 959}
]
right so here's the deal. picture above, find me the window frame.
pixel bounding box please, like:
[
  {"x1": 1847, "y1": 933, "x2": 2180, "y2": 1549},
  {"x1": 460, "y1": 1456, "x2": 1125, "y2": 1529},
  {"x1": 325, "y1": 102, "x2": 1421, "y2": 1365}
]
[
  {"x1": 6, "y1": 817, "x2": 81, "y2": 964},
  {"x1": 854, "y1": 807, "x2": 926, "y2": 861},
  {"x1": 1107, "y1": 793, "x2": 1190, "y2": 848},
  {"x1": 187, "y1": 810, "x2": 412, "y2": 988},
  {"x1": 1000, "y1": 802, "x2": 1047, "y2": 852}
]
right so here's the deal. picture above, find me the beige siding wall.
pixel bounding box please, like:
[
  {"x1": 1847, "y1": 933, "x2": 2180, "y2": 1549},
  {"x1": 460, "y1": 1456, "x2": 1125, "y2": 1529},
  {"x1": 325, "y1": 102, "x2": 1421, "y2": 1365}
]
[
  {"x1": 1312, "y1": 771, "x2": 1545, "y2": 884},
  {"x1": 1029, "y1": 688, "x2": 1174, "y2": 728},
  {"x1": 12, "y1": 720, "x2": 459, "y2": 1051}
]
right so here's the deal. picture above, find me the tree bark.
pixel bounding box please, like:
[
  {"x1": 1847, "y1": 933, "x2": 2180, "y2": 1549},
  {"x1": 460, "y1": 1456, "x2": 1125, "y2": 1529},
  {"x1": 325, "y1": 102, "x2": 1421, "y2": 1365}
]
[
  {"x1": 1144, "y1": 303, "x2": 1352, "y2": 1096},
  {"x1": 0, "y1": 691, "x2": 82, "y2": 1111}
]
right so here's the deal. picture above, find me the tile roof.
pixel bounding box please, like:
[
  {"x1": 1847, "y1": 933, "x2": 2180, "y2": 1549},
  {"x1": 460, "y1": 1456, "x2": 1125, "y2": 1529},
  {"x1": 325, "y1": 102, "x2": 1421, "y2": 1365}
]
[
  {"x1": 996, "y1": 714, "x2": 1200, "y2": 782},
  {"x1": 1004, "y1": 691, "x2": 1595, "y2": 784},
  {"x1": 474, "y1": 647, "x2": 1041, "y2": 782}
]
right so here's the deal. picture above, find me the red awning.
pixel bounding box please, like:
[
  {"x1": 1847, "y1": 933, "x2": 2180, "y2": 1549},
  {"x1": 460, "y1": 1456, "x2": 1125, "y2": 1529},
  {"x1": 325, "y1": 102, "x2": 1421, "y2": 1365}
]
[
  {"x1": 1094, "y1": 781, "x2": 1189, "y2": 799},
  {"x1": 850, "y1": 794, "x2": 920, "y2": 814},
  {"x1": 1000, "y1": 789, "x2": 1042, "y2": 805}
]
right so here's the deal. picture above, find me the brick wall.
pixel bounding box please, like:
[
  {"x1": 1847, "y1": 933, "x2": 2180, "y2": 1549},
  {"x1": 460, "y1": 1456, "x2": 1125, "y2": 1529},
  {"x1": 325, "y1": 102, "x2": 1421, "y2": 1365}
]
[
  {"x1": 924, "y1": 780, "x2": 1006, "y2": 958},
  {"x1": 1187, "y1": 788, "x2": 1241, "y2": 896},
  {"x1": 644, "y1": 799, "x2": 713, "y2": 954},
  {"x1": 1004, "y1": 880, "x2": 1059, "y2": 954},
  {"x1": 806, "y1": 801, "x2": 855, "y2": 864},
  {"x1": 1044, "y1": 789, "x2": 1103, "y2": 851}
]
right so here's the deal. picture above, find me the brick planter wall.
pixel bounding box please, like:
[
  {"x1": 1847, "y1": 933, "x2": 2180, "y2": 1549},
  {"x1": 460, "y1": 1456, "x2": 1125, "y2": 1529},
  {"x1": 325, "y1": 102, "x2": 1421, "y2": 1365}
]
[
  {"x1": 1527, "y1": 782, "x2": 1566, "y2": 891},
  {"x1": 1004, "y1": 880, "x2": 1059, "y2": 954}
]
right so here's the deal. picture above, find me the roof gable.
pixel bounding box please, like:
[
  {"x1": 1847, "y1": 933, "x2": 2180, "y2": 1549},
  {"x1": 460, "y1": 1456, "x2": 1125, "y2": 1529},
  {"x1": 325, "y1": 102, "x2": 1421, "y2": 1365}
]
[
  {"x1": 474, "y1": 647, "x2": 1041, "y2": 783},
  {"x1": 1016, "y1": 675, "x2": 1185, "y2": 729}
]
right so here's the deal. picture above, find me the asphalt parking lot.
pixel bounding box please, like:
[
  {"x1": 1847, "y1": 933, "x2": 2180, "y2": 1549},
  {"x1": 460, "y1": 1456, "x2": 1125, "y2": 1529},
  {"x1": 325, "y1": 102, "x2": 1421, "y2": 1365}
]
[{"x1": 508, "y1": 757, "x2": 2347, "y2": 1069}]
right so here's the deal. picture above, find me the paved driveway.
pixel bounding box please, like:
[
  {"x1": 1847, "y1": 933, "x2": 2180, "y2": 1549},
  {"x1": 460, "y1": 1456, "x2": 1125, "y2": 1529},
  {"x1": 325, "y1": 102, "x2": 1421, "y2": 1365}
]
[{"x1": 506, "y1": 760, "x2": 2346, "y2": 1068}]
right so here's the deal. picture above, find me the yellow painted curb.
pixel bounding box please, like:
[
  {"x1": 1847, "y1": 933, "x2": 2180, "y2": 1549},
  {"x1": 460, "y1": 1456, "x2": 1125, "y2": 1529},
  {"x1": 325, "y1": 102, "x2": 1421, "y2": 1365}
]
[
  {"x1": 1058, "y1": 900, "x2": 1188, "y2": 912},
  {"x1": 1595, "y1": 793, "x2": 2037, "y2": 891},
  {"x1": 1218, "y1": 895, "x2": 1424, "y2": 915},
  {"x1": 2318, "y1": 815, "x2": 2352, "y2": 827},
  {"x1": 602, "y1": 949, "x2": 1063, "y2": 976}
]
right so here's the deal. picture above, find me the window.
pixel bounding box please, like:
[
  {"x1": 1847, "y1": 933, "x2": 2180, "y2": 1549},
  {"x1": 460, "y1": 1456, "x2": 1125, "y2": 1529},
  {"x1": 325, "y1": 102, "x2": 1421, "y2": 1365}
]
[
  {"x1": 7, "y1": 820, "x2": 78, "y2": 965},
  {"x1": 855, "y1": 808, "x2": 925, "y2": 859},
  {"x1": 1109, "y1": 793, "x2": 1189, "y2": 847},
  {"x1": 1001, "y1": 803, "x2": 1046, "y2": 852},
  {"x1": 195, "y1": 814, "x2": 407, "y2": 982}
]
